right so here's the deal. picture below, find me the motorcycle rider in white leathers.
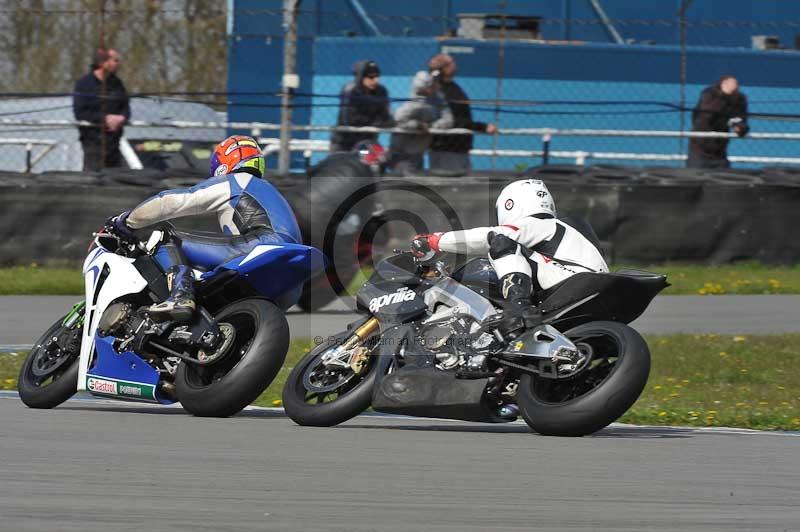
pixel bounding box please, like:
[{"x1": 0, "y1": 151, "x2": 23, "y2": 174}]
[{"x1": 411, "y1": 179, "x2": 608, "y2": 322}]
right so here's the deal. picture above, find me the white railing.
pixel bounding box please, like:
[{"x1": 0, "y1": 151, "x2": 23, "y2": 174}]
[
  {"x1": 4, "y1": 117, "x2": 800, "y2": 139},
  {"x1": 259, "y1": 138, "x2": 800, "y2": 166},
  {"x1": 2, "y1": 118, "x2": 800, "y2": 166}
]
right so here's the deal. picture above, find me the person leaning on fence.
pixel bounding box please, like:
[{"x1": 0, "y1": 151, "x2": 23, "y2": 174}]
[
  {"x1": 687, "y1": 75, "x2": 749, "y2": 169},
  {"x1": 427, "y1": 53, "x2": 497, "y2": 175},
  {"x1": 388, "y1": 71, "x2": 454, "y2": 176},
  {"x1": 329, "y1": 60, "x2": 394, "y2": 153},
  {"x1": 72, "y1": 47, "x2": 131, "y2": 171}
]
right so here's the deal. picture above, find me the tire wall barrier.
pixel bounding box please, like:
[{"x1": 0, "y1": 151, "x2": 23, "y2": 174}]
[{"x1": 1, "y1": 165, "x2": 798, "y2": 266}]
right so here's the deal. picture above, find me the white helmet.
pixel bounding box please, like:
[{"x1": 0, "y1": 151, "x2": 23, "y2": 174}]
[{"x1": 495, "y1": 179, "x2": 556, "y2": 225}]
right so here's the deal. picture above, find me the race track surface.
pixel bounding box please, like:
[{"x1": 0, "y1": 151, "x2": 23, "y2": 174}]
[
  {"x1": 1, "y1": 397, "x2": 797, "y2": 532},
  {"x1": 2, "y1": 294, "x2": 800, "y2": 348}
]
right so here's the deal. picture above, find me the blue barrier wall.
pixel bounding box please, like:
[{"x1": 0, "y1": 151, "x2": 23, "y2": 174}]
[
  {"x1": 231, "y1": 0, "x2": 800, "y2": 46},
  {"x1": 228, "y1": 1, "x2": 800, "y2": 169},
  {"x1": 308, "y1": 37, "x2": 800, "y2": 168}
]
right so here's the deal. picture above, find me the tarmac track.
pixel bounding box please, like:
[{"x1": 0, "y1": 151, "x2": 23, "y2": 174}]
[
  {"x1": 0, "y1": 397, "x2": 798, "y2": 532},
  {"x1": 1, "y1": 295, "x2": 798, "y2": 531}
]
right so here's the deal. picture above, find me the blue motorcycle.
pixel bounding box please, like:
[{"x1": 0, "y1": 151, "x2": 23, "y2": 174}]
[{"x1": 18, "y1": 215, "x2": 325, "y2": 417}]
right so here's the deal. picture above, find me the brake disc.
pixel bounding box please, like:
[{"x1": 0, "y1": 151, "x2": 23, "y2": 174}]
[
  {"x1": 303, "y1": 350, "x2": 357, "y2": 394},
  {"x1": 197, "y1": 323, "x2": 236, "y2": 365}
]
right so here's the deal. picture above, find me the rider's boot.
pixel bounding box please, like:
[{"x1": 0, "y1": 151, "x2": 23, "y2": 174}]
[
  {"x1": 148, "y1": 265, "x2": 196, "y2": 322},
  {"x1": 497, "y1": 272, "x2": 537, "y2": 334}
]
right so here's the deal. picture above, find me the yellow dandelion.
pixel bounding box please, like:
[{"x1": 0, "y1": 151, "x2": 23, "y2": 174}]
[
  {"x1": 719, "y1": 351, "x2": 727, "y2": 357},
  {"x1": 736, "y1": 402, "x2": 746, "y2": 406},
  {"x1": 658, "y1": 411, "x2": 668, "y2": 417},
  {"x1": 3, "y1": 378, "x2": 14, "y2": 385},
  {"x1": 653, "y1": 385, "x2": 662, "y2": 390},
  {"x1": 681, "y1": 379, "x2": 690, "y2": 384},
  {"x1": 759, "y1": 401, "x2": 769, "y2": 406},
  {"x1": 669, "y1": 392, "x2": 680, "y2": 397},
  {"x1": 707, "y1": 410, "x2": 717, "y2": 414},
  {"x1": 740, "y1": 368, "x2": 748, "y2": 373},
  {"x1": 271, "y1": 399, "x2": 282, "y2": 407},
  {"x1": 733, "y1": 336, "x2": 746, "y2": 342}
]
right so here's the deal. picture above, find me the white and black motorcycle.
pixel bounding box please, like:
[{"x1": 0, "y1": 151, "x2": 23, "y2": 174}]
[
  {"x1": 283, "y1": 251, "x2": 667, "y2": 436},
  {"x1": 18, "y1": 225, "x2": 324, "y2": 417}
]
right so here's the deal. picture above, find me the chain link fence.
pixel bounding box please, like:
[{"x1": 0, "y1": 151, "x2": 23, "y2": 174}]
[{"x1": 1, "y1": 2, "x2": 800, "y2": 172}]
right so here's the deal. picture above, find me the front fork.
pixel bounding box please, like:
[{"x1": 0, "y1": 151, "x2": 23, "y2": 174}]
[
  {"x1": 321, "y1": 316, "x2": 380, "y2": 374},
  {"x1": 62, "y1": 301, "x2": 86, "y2": 329}
]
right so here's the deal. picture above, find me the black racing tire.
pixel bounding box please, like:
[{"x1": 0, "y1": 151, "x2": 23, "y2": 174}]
[
  {"x1": 18, "y1": 318, "x2": 81, "y2": 409},
  {"x1": 175, "y1": 298, "x2": 289, "y2": 417},
  {"x1": 517, "y1": 321, "x2": 650, "y2": 437},
  {"x1": 282, "y1": 331, "x2": 379, "y2": 426}
]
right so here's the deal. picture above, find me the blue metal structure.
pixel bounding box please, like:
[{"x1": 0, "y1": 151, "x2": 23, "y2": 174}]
[{"x1": 228, "y1": 1, "x2": 800, "y2": 167}]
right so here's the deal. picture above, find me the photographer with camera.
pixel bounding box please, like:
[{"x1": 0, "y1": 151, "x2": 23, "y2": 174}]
[{"x1": 688, "y1": 75, "x2": 749, "y2": 169}]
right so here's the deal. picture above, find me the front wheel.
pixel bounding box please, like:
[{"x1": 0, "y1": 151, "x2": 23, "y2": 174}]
[
  {"x1": 18, "y1": 308, "x2": 84, "y2": 409},
  {"x1": 282, "y1": 325, "x2": 380, "y2": 426},
  {"x1": 516, "y1": 321, "x2": 650, "y2": 436},
  {"x1": 175, "y1": 299, "x2": 289, "y2": 417}
]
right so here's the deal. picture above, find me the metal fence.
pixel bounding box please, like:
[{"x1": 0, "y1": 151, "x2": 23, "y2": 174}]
[{"x1": 1, "y1": 1, "x2": 800, "y2": 172}]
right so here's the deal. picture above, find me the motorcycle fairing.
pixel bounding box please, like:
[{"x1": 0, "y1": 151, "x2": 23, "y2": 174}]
[
  {"x1": 537, "y1": 270, "x2": 669, "y2": 330},
  {"x1": 204, "y1": 243, "x2": 326, "y2": 305},
  {"x1": 84, "y1": 334, "x2": 171, "y2": 404},
  {"x1": 367, "y1": 324, "x2": 503, "y2": 422},
  {"x1": 78, "y1": 249, "x2": 149, "y2": 393},
  {"x1": 356, "y1": 280, "x2": 427, "y2": 325}
]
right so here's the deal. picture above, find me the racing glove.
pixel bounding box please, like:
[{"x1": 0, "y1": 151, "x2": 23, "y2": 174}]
[
  {"x1": 410, "y1": 232, "x2": 443, "y2": 260},
  {"x1": 105, "y1": 211, "x2": 135, "y2": 241}
]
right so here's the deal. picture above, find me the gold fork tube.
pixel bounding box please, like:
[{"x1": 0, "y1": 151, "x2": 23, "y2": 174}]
[{"x1": 341, "y1": 317, "x2": 380, "y2": 350}]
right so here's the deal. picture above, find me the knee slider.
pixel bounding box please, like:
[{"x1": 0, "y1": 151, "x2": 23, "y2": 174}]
[{"x1": 488, "y1": 232, "x2": 520, "y2": 260}]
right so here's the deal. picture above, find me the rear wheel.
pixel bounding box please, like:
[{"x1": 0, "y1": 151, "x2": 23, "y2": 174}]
[
  {"x1": 282, "y1": 328, "x2": 380, "y2": 426},
  {"x1": 516, "y1": 321, "x2": 650, "y2": 436},
  {"x1": 175, "y1": 299, "x2": 289, "y2": 417},
  {"x1": 18, "y1": 311, "x2": 83, "y2": 409}
]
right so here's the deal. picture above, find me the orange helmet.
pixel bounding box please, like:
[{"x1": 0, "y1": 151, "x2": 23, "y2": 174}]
[{"x1": 209, "y1": 135, "x2": 265, "y2": 177}]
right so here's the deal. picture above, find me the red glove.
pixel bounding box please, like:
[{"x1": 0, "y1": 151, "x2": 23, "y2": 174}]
[{"x1": 410, "y1": 232, "x2": 443, "y2": 259}]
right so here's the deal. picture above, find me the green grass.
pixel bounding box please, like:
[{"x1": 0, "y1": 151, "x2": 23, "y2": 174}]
[
  {"x1": 0, "y1": 266, "x2": 85, "y2": 295},
  {"x1": 2, "y1": 334, "x2": 798, "y2": 430},
  {"x1": 633, "y1": 262, "x2": 800, "y2": 295},
  {"x1": 1, "y1": 262, "x2": 800, "y2": 296},
  {"x1": 622, "y1": 333, "x2": 800, "y2": 430}
]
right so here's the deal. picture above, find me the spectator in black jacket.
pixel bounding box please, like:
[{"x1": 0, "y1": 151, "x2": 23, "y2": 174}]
[
  {"x1": 427, "y1": 53, "x2": 497, "y2": 174},
  {"x1": 330, "y1": 60, "x2": 394, "y2": 153},
  {"x1": 688, "y1": 75, "x2": 749, "y2": 169},
  {"x1": 73, "y1": 47, "x2": 131, "y2": 171}
]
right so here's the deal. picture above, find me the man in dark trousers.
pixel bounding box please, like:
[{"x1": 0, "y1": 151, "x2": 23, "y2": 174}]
[
  {"x1": 330, "y1": 59, "x2": 394, "y2": 153},
  {"x1": 688, "y1": 75, "x2": 749, "y2": 169},
  {"x1": 73, "y1": 47, "x2": 130, "y2": 171},
  {"x1": 427, "y1": 53, "x2": 497, "y2": 175}
]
